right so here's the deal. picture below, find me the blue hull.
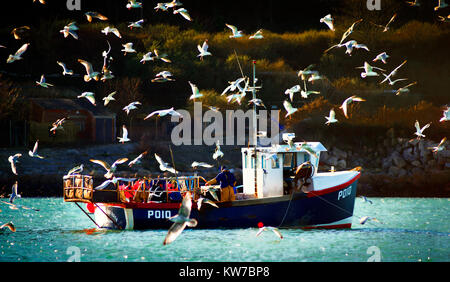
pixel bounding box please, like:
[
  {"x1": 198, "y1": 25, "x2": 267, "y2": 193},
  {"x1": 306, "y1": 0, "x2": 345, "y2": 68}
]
[{"x1": 94, "y1": 178, "x2": 358, "y2": 230}]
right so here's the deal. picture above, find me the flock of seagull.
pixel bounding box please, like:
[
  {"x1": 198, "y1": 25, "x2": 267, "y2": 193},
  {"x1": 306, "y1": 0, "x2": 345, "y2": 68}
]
[{"x1": 2, "y1": 0, "x2": 449, "y2": 244}]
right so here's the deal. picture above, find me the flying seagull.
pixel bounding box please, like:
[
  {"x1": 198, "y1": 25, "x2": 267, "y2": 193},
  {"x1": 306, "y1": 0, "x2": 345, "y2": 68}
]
[
  {"x1": 36, "y1": 74, "x2": 53, "y2": 88},
  {"x1": 163, "y1": 192, "x2": 198, "y2": 245},
  {"x1": 434, "y1": 0, "x2": 448, "y2": 10},
  {"x1": 370, "y1": 13, "x2": 397, "y2": 32},
  {"x1": 379, "y1": 60, "x2": 407, "y2": 84},
  {"x1": 126, "y1": 0, "x2": 142, "y2": 9},
  {"x1": 121, "y1": 43, "x2": 136, "y2": 55},
  {"x1": 78, "y1": 59, "x2": 100, "y2": 82},
  {"x1": 359, "y1": 216, "x2": 381, "y2": 225},
  {"x1": 154, "y1": 153, "x2": 178, "y2": 174},
  {"x1": 188, "y1": 81, "x2": 203, "y2": 100},
  {"x1": 285, "y1": 85, "x2": 301, "y2": 101},
  {"x1": 221, "y1": 77, "x2": 246, "y2": 96},
  {"x1": 173, "y1": 8, "x2": 192, "y2": 21},
  {"x1": 117, "y1": 125, "x2": 131, "y2": 143},
  {"x1": 123, "y1": 101, "x2": 141, "y2": 115},
  {"x1": 255, "y1": 223, "x2": 283, "y2": 239},
  {"x1": 57, "y1": 61, "x2": 74, "y2": 76},
  {"x1": 102, "y1": 91, "x2": 116, "y2": 106},
  {"x1": 59, "y1": 22, "x2": 79, "y2": 39},
  {"x1": 8, "y1": 153, "x2": 22, "y2": 175},
  {"x1": 28, "y1": 140, "x2": 45, "y2": 159},
  {"x1": 213, "y1": 140, "x2": 224, "y2": 160},
  {"x1": 373, "y1": 52, "x2": 389, "y2": 64},
  {"x1": 77, "y1": 92, "x2": 96, "y2": 106},
  {"x1": 428, "y1": 137, "x2": 446, "y2": 154},
  {"x1": 144, "y1": 107, "x2": 183, "y2": 120},
  {"x1": 356, "y1": 62, "x2": 385, "y2": 78},
  {"x1": 66, "y1": 164, "x2": 84, "y2": 176},
  {"x1": 6, "y1": 43, "x2": 30, "y2": 63},
  {"x1": 90, "y1": 158, "x2": 129, "y2": 179},
  {"x1": 439, "y1": 107, "x2": 450, "y2": 122},
  {"x1": 101, "y1": 26, "x2": 122, "y2": 38},
  {"x1": 197, "y1": 39, "x2": 211, "y2": 60},
  {"x1": 320, "y1": 14, "x2": 334, "y2": 31},
  {"x1": 85, "y1": 11, "x2": 108, "y2": 22},
  {"x1": 283, "y1": 100, "x2": 298, "y2": 118},
  {"x1": 128, "y1": 151, "x2": 147, "y2": 167},
  {"x1": 191, "y1": 161, "x2": 213, "y2": 169},
  {"x1": 50, "y1": 118, "x2": 66, "y2": 134},
  {"x1": 11, "y1": 26, "x2": 30, "y2": 40},
  {"x1": 95, "y1": 176, "x2": 136, "y2": 190},
  {"x1": 0, "y1": 222, "x2": 16, "y2": 232},
  {"x1": 128, "y1": 19, "x2": 144, "y2": 29},
  {"x1": 196, "y1": 196, "x2": 219, "y2": 210},
  {"x1": 394, "y1": 81, "x2": 417, "y2": 95},
  {"x1": 325, "y1": 109, "x2": 338, "y2": 125},
  {"x1": 226, "y1": 24, "x2": 243, "y2": 38},
  {"x1": 413, "y1": 120, "x2": 431, "y2": 139},
  {"x1": 360, "y1": 196, "x2": 373, "y2": 204},
  {"x1": 249, "y1": 29, "x2": 264, "y2": 39},
  {"x1": 340, "y1": 96, "x2": 366, "y2": 119}
]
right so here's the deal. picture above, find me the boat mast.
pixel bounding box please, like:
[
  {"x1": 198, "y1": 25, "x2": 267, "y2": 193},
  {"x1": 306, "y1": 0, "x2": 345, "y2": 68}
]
[{"x1": 252, "y1": 60, "x2": 258, "y2": 195}]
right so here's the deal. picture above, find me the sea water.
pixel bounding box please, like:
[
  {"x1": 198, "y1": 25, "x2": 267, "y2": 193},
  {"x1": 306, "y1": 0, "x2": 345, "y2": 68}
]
[{"x1": 0, "y1": 197, "x2": 448, "y2": 262}]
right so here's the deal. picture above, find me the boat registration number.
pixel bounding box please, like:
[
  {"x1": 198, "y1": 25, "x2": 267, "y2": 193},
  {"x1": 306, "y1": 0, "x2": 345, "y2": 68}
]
[
  {"x1": 338, "y1": 186, "x2": 352, "y2": 200},
  {"x1": 148, "y1": 210, "x2": 172, "y2": 219}
]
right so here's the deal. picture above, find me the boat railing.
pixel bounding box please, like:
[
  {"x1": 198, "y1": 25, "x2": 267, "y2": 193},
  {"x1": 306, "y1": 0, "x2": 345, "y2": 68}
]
[{"x1": 63, "y1": 174, "x2": 202, "y2": 204}]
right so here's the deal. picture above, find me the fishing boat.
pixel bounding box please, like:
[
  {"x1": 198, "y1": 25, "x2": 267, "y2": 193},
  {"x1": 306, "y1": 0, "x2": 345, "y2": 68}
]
[{"x1": 63, "y1": 61, "x2": 361, "y2": 230}]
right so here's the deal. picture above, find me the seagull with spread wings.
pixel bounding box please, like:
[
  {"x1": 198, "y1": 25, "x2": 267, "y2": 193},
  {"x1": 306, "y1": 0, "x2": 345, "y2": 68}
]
[
  {"x1": 163, "y1": 192, "x2": 198, "y2": 245},
  {"x1": 90, "y1": 158, "x2": 129, "y2": 179},
  {"x1": 6, "y1": 43, "x2": 30, "y2": 63},
  {"x1": 28, "y1": 140, "x2": 45, "y2": 159},
  {"x1": 154, "y1": 153, "x2": 178, "y2": 174},
  {"x1": 78, "y1": 59, "x2": 100, "y2": 82}
]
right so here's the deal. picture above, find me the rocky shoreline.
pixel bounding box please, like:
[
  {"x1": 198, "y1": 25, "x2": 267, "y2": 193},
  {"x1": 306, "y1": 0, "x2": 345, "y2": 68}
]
[{"x1": 1, "y1": 137, "x2": 449, "y2": 198}]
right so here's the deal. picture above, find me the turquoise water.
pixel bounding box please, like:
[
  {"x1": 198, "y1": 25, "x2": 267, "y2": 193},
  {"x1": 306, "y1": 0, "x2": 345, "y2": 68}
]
[{"x1": 0, "y1": 197, "x2": 448, "y2": 262}]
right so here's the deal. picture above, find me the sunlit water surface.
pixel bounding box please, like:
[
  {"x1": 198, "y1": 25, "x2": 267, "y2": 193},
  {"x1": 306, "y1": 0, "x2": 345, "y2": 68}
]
[{"x1": 0, "y1": 197, "x2": 448, "y2": 262}]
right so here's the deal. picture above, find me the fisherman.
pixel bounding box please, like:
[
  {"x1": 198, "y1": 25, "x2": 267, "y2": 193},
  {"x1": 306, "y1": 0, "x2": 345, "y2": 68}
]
[{"x1": 205, "y1": 166, "x2": 236, "y2": 202}]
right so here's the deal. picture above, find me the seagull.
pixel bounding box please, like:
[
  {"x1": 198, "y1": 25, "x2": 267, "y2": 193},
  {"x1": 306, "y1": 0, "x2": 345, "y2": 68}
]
[
  {"x1": 221, "y1": 77, "x2": 246, "y2": 95},
  {"x1": 153, "y1": 49, "x2": 171, "y2": 63},
  {"x1": 382, "y1": 74, "x2": 408, "y2": 86},
  {"x1": 121, "y1": 43, "x2": 136, "y2": 55},
  {"x1": 300, "y1": 88, "x2": 320, "y2": 99},
  {"x1": 102, "y1": 91, "x2": 116, "y2": 106},
  {"x1": 340, "y1": 95, "x2": 366, "y2": 119},
  {"x1": 173, "y1": 8, "x2": 192, "y2": 21},
  {"x1": 356, "y1": 62, "x2": 385, "y2": 78},
  {"x1": 283, "y1": 133, "x2": 295, "y2": 148},
  {"x1": 226, "y1": 93, "x2": 245, "y2": 105},
  {"x1": 325, "y1": 109, "x2": 338, "y2": 125},
  {"x1": 90, "y1": 158, "x2": 129, "y2": 179},
  {"x1": 405, "y1": 0, "x2": 420, "y2": 6},
  {"x1": 33, "y1": 0, "x2": 46, "y2": 4},
  {"x1": 283, "y1": 100, "x2": 298, "y2": 118},
  {"x1": 9, "y1": 181, "x2": 21, "y2": 204},
  {"x1": 151, "y1": 71, "x2": 175, "y2": 82},
  {"x1": 196, "y1": 196, "x2": 218, "y2": 210},
  {"x1": 340, "y1": 40, "x2": 370, "y2": 56},
  {"x1": 154, "y1": 154, "x2": 178, "y2": 174},
  {"x1": 439, "y1": 107, "x2": 450, "y2": 122},
  {"x1": 123, "y1": 101, "x2": 141, "y2": 115},
  {"x1": 379, "y1": 60, "x2": 407, "y2": 84},
  {"x1": 249, "y1": 29, "x2": 264, "y2": 39},
  {"x1": 78, "y1": 59, "x2": 100, "y2": 82},
  {"x1": 154, "y1": 3, "x2": 169, "y2": 11},
  {"x1": 320, "y1": 14, "x2": 334, "y2": 31},
  {"x1": 28, "y1": 140, "x2": 44, "y2": 159},
  {"x1": 11, "y1": 26, "x2": 30, "y2": 40},
  {"x1": 435, "y1": 0, "x2": 448, "y2": 10},
  {"x1": 95, "y1": 177, "x2": 136, "y2": 190},
  {"x1": 50, "y1": 118, "x2": 66, "y2": 134},
  {"x1": 77, "y1": 92, "x2": 96, "y2": 106},
  {"x1": 360, "y1": 196, "x2": 373, "y2": 204},
  {"x1": 296, "y1": 143, "x2": 318, "y2": 158},
  {"x1": 248, "y1": 98, "x2": 266, "y2": 108},
  {"x1": 191, "y1": 161, "x2": 213, "y2": 169},
  {"x1": 36, "y1": 75, "x2": 53, "y2": 88},
  {"x1": 188, "y1": 81, "x2": 203, "y2": 100},
  {"x1": 118, "y1": 125, "x2": 131, "y2": 143},
  {"x1": 437, "y1": 15, "x2": 450, "y2": 22},
  {"x1": 213, "y1": 140, "x2": 224, "y2": 160},
  {"x1": 6, "y1": 43, "x2": 30, "y2": 63},
  {"x1": 101, "y1": 26, "x2": 122, "y2": 38},
  {"x1": 359, "y1": 216, "x2": 381, "y2": 225},
  {"x1": 285, "y1": 85, "x2": 301, "y2": 101},
  {"x1": 140, "y1": 52, "x2": 155, "y2": 64},
  {"x1": 413, "y1": 120, "x2": 431, "y2": 139},
  {"x1": 297, "y1": 64, "x2": 318, "y2": 81},
  {"x1": 163, "y1": 192, "x2": 198, "y2": 245},
  {"x1": 8, "y1": 153, "x2": 22, "y2": 175},
  {"x1": 370, "y1": 13, "x2": 397, "y2": 32},
  {"x1": 59, "y1": 22, "x2": 79, "y2": 39},
  {"x1": 166, "y1": 0, "x2": 183, "y2": 9},
  {"x1": 338, "y1": 18, "x2": 363, "y2": 45},
  {"x1": 255, "y1": 223, "x2": 283, "y2": 239},
  {"x1": 66, "y1": 164, "x2": 83, "y2": 176},
  {"x1": 394, "y1": 81, "x2": 417, "y2": 95},
  {"x1": 197, "y1": 39, "x2": 211, "y2": 60},
  {"x1": 85, "y1": 11, "x2": 108, "y2": 22},
  {"x1": 373, "y1": 52, "x2": 389, "y2": 64},
  {"x1": 126, "y1": 0, "x2": 142, "y2": 9},
  {"x1": 57, "y1": 61, "x2": 74, "y2": 76},
  {"x1": 144, "y1": 107, "x2": 183, "y2": 120},
  {"x1": 428, "y1": 137, "x2": 446, "y2": 154},
  {"x1": 128, "y1": 151, "x2": 147, "y2": 167},
  {"x1": 128, "y1": 19, "x2": 144, "y2": 29},
  {"x1": 226, "y1": 24, "x2": 243, "y2": 38},
  {"x1": 0, "y1": 222, "x2": 16, "y2": 232}
]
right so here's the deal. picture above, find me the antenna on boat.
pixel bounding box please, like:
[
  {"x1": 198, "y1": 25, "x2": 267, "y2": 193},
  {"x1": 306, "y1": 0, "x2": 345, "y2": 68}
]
[{"x1": 252, "y1": 60, "x2": 258, "y2": 196}]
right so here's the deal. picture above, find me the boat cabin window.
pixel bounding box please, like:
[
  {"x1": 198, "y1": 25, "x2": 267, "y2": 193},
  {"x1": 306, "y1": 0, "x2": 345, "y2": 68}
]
[
  {"x1": 271, "y1": 155, "x2": 280, "y2": 169},
  {"x1": 283, "y1": 153, "x2": 296, "y2": 169}
]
